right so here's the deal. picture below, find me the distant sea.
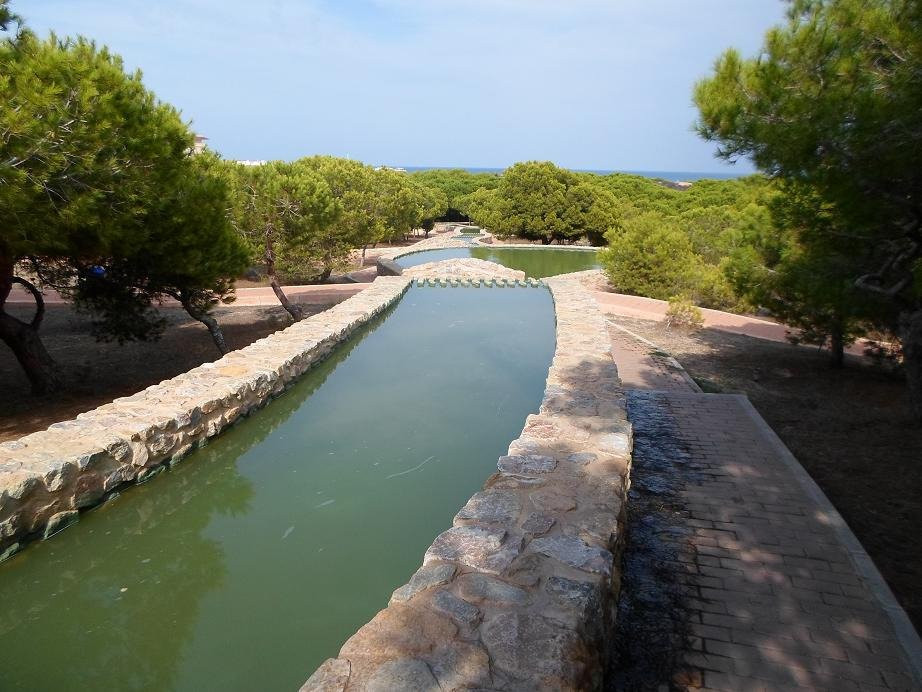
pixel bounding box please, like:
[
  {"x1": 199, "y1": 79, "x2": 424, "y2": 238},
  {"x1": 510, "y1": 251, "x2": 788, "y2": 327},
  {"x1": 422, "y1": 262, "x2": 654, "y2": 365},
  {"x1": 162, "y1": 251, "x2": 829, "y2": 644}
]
[{"x1": 401, "y1": 166, "x2": 745, "y2": 182}]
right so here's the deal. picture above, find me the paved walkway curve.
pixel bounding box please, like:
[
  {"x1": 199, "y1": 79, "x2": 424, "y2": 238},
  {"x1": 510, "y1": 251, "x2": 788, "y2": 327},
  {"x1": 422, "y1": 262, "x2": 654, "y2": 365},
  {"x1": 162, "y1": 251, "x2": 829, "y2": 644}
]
[
  {"x1": 607, "y1": 320, "x2": 922, "y2": 691},
  {"x1": 594, "y1": 290, "x2": 871, "y2": 357}
]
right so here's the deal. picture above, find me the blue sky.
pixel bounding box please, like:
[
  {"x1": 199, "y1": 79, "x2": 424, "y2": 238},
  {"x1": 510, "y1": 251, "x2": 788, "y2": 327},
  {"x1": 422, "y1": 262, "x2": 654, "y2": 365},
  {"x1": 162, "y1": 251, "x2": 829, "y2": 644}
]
[{"x1": 20, "y1": 1, "x2": 785, "y2": 173}]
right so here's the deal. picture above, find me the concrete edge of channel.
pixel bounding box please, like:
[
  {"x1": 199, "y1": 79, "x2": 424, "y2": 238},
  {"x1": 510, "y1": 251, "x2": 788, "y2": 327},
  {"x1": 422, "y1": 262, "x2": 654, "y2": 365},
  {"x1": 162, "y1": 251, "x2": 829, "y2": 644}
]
[{"x1": 731, "y1": 393, "x2": 922, "y2": 687}]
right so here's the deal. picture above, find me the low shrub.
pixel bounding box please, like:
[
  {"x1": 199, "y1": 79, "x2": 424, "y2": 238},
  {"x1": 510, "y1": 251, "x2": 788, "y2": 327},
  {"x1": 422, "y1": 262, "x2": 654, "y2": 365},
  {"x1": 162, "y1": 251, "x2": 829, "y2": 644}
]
[{"x1": 663, "y1": 295, "x2": 705, "y2": 331}]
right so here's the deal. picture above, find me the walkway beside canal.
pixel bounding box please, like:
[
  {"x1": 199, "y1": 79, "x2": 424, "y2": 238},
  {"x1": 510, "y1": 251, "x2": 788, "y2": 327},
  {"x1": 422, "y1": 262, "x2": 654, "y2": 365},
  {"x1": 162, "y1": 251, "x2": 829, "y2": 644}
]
[
  {"x1": 607, "y1": 320, "x2": 922, "y2": 690},
  {"x1": 595, "y1": 291, "x2": 871, "y2": 357}
]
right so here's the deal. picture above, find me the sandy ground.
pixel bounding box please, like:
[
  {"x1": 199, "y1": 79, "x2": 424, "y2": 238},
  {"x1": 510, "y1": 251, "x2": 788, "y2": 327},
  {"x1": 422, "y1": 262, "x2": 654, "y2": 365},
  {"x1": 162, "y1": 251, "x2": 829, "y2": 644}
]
[
  {"x1": 0, "y1": 302, "x2": 336, "y2": 442},
  {"x1": 610, "y1": 315, "x2": 922, "y2": 632}
]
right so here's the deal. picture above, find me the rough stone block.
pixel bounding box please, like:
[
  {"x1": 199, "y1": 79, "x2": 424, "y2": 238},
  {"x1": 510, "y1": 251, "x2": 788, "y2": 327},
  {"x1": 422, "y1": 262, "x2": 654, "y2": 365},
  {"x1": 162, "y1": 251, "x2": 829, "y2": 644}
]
[
  {"x1": 0, "y1": 542, "x2": 20, "y2": 563},
  {"x1": 425, "y1": 526, "x2": 521, "y2": 575},
  {"x1": 427, "y1": 642, "x2": 492, "y2": 690},
  {"x1": 481, "y1": 612, "x2": 585, "y2": 684},
  {"x1": 530, "y1": 489, "x2": 577, "y2": 512},
  {"x1": 455, "y1": 490, "x2": 520, "y2": 524},
  {"x1": 390, "y1": 563, "x2": 457, "y2": 604},
  {"x1": 43, "y1": 510, "x2": 78, "y2": 539},
  {"x1": 528, "y1": 535, "x2": 613, "y2": 576},
  {"x1": 300, "y1": 657, "x2": 350, "y2": 692},
  {"x1": 375, "y1": 257, "x2": 404, "y2": 276},
  {"x1": 597, "y1": 432, "x2": 631, "y2": 455},
  {"x1": 431, "y1": 589, "x2": 481, "y2": 627},
  {"x1": 340, "y1": 604, "x2": 457, "y2": 662},
  {"x1": 457, "y1": 573, "x2": 529, "y2": 606},
  {"x1": 365, "y1": 658, "x2": 438, "y2": 692},
  {"x1": 546, "y1": 575, "x2": 601, "y2": 613},
  {"x1": 497, "y1": 454, "x2": 557, "y2": 475},
  {"x1": 522, "y1": 512, "x2": 556, "y2": 536}
]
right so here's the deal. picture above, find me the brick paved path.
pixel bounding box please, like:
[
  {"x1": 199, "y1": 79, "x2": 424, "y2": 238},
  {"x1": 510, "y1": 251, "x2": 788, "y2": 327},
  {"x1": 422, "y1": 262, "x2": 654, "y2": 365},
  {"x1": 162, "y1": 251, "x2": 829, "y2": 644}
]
[{"x1": 609, "y1": 326, "x2": 922, "y2": 691}]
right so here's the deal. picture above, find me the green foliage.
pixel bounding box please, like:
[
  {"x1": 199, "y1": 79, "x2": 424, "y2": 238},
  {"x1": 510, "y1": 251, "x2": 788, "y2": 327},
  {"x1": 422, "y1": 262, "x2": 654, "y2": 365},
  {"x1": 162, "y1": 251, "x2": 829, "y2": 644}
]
[
  {"x1": 71, "y1": 152, "x2": 249, "y2": 343},
  {"x1": 695, "y1": 0, "x2": 922, "y2": 382},
  {"x1": 664, "y1": 296, "x2": 705, "y2": 331},
  {"x1": 296, "y1": 156, "x2": 385, "y2": 256},
  {"x1": 228, "y1": 158, "x2": 453, "y2": 284},
  {"x1": 723, "y1": 183, "x2": 878, "y2": 363},
  {"x1": 0, "y1": 31, "x2": 193, "y2": 261},
  {"x1": 413, "y1": 181, "x2": 449, "y2": 236},
  {"x1": 0, "y1": 26, "x2": 247, "y2": 388},
  {"x1": 596, "y1": 176, "x2": 773, "y2": 309},
  {"x1": 0, "y1": 0, "x2": 19, "y2": 32},
  {"x1": 461, "y1": 161, "x2": 617, "y2": 244},
  {"x1": 374, "y1": 168, "x2": 429, "y2": 243},
  {"x1": 409, "y1": 168, "x2": 499, "y2": 219},
  {"x1": 228, "y1": 160, "x2": 340, "y2": 284},
  {"x1": 602, "y1": 214, "x2": 712, "y2": 302}
]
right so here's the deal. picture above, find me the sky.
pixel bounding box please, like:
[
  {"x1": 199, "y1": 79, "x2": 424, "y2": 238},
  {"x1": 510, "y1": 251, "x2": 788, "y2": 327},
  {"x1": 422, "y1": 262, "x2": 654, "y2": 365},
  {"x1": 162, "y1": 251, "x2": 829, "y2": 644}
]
[{"x1": 19, "y1": 1, "x2": 786, "y2": 173}]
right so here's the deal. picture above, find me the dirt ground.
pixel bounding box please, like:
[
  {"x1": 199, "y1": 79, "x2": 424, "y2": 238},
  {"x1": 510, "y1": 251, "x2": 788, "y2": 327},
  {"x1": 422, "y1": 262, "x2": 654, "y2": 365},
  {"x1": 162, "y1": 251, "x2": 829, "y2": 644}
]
[
  {"x1": 612, "y1": 315, "x2": 922, "y2": 633},
  {"x1": 0, "y1": 302, "x2": 335, "y2": 442}
]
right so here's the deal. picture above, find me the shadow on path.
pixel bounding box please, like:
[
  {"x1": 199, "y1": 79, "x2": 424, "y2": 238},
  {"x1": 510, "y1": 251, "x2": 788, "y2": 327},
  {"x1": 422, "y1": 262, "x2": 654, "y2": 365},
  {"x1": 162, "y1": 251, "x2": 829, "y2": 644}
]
[{"x1": 611, "y1": 390, "x2": 921, "y2": 691}]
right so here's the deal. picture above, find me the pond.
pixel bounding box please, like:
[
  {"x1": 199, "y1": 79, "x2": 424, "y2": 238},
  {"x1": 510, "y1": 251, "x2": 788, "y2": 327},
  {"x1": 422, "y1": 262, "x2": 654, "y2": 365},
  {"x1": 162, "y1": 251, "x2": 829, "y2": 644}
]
[
  {"x1": 0, "y1": 286, "x2": 556, "y2": 691},
  {"x1": 396, "y1": 246, "x2": 601, "y2": 278}
]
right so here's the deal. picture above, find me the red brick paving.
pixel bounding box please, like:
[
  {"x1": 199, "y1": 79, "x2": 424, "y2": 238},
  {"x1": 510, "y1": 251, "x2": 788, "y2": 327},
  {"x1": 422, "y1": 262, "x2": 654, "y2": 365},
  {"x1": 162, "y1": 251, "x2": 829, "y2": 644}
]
[
  {"x1": 609, "y1": 325, "x2": 922, "y2": 690},
  {"x1": 662, "y1": 392, "x2": 919, "y2": 690}
]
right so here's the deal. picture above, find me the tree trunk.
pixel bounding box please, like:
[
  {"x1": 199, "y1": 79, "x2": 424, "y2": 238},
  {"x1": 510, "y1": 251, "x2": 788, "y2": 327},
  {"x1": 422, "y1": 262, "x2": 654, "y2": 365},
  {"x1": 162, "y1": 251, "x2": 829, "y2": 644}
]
[
  {"x1": 264, "y1": 234, "x2": 302, "y2": 321},
  {"x1": 268, "y1": 273, "x2": 303, "y2": 321},
  {"x1": 0, "y1": 259, "x2": 63, "y2": 394},
  {"x1": 178, "y1": 295, "x2": 229, "y2": 356},
  {"x1": 829, "y1": 319, "x2": 845, "y2": 368},
  {"x1": 899, "y1": 307, "x2": 922, "y2": 420}
]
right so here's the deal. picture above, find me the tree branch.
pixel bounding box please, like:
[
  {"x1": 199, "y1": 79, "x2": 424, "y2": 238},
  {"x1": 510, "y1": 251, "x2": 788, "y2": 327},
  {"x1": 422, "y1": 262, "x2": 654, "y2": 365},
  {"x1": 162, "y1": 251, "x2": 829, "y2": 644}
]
[
  {"x1": 854, "y1": 239, "x2": 919, "y2": 299},
  {"x1": 10, "y1": 276, "x2": 46, "y2": 329}
]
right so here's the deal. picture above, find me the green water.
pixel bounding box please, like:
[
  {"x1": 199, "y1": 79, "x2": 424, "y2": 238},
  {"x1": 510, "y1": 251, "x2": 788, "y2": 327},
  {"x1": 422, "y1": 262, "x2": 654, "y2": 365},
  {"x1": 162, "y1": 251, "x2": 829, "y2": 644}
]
[
  {"x1": 395, "y1": 246, "x2": 600, "y2": 277},
  {"x1": 0, "y1": 287, "x2": 555, "y2": 691}
]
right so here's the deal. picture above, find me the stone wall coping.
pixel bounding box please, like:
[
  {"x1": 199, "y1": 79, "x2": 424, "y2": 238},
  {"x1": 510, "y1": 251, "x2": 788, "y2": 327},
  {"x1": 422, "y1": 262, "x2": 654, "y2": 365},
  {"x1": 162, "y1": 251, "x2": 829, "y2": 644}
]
[
  {"x1": 375, "y1": 232, "x2": 479, "y2": 262},
  {"x1": 403, "y1": 258, "x2": 527, "y2": 282},
  {"x1": 0, "y1": 252, "x2": 632, "y2": 690},
  {"x1": 478, "y1": 243, "x2": 601, "y2": 252},
  {"x1": 301, "y1": 275, "x2": 632, "y2": 691},
  {"x1": 0, "y1": 277, "x2": 414, "y2": 557}
]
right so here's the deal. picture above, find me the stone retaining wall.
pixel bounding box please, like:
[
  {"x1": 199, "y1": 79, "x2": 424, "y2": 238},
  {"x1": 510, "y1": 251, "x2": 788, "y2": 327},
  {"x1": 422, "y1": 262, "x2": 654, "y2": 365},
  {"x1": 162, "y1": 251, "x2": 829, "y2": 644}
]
[
  {"x1": 302, "y1": 276, "x2": 632, "y2": 691},
  {"x1": 2, "y1": 258, "x2": 632, "y2": 689},
  {"x1": 403, "y1": 258, "x2": 526, "y2": 282},
  {"x1": 379, "y1": 233, "x2": 601, "y2": 266},
  {"x1": 0, "y1": 277, "x2": 413, "y2": 560},
  {"x1": 482, "y1": 243, "x2": 600, "y2": 252},
  {"x1": 376, "y1": 232, "x2": 479, "y2": 261}
]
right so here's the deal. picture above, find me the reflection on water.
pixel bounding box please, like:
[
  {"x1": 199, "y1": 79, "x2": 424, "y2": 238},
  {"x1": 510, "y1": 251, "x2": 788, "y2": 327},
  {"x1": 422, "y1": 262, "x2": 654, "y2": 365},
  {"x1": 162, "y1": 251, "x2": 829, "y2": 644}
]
[
  {"x1": 395, "y1": 246, "x2": 600, "y2": 277},
  {"x1": 0, "y1": 287, "x2": 556, "y2": 691}
]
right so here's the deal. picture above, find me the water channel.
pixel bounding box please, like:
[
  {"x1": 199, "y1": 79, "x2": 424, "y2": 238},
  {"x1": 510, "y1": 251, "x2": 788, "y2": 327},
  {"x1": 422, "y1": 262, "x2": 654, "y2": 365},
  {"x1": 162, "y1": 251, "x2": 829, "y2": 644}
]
[
  {"x1": 396, "y1": 246, "x2": 601, "y2": 277},
  {"x1": 0, "y1": 286, "x2": 556, "y2": 691}
]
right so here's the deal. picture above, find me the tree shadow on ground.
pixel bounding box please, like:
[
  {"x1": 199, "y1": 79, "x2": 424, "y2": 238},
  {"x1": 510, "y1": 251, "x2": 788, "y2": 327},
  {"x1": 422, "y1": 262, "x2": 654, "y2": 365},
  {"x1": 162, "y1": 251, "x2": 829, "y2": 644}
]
[{"x1": 611, "y1": 318, "x2": 922, "y2": 636}]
